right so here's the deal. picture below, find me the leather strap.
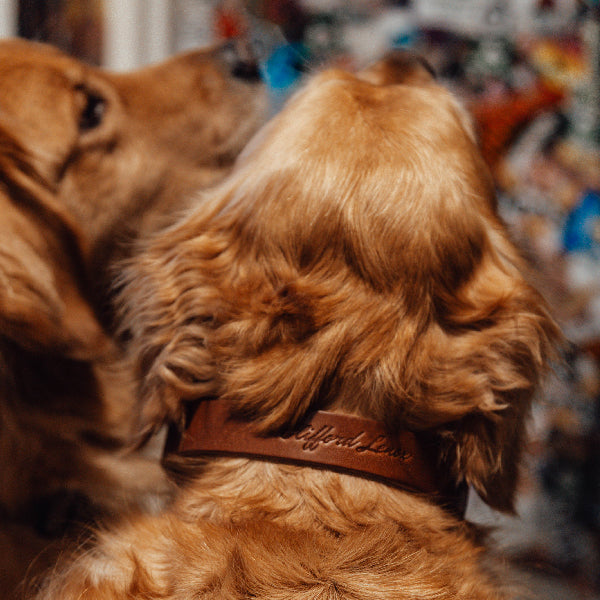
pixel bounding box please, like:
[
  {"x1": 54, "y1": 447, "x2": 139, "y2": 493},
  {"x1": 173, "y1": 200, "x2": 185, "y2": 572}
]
[{"x1": 177, "y1": 399, "x2": 458, "y2": 504}]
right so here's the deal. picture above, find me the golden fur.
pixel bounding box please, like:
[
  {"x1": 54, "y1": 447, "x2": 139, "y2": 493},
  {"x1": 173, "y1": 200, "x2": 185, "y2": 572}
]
[
  {"x1": 0, "y1": 38, "x2": 266, "y2": 595},
  {"x1": 32, "y1": 53, "x2": 560, "y2": 599}
]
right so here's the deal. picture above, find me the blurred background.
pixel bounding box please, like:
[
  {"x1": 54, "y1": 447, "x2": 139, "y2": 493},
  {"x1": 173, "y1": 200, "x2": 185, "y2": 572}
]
[{"x1": 1, "y1": 1, "x2": 600, "y2": 598}]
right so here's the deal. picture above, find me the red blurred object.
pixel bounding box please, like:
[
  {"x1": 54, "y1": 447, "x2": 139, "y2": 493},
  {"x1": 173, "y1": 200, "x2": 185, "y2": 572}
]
[
  {"x1": 215, "y1": 1, "x2": 247, "y2": 39},
  {"x1": 471, "y1": 83, "x2": 564, "y2": 170}
]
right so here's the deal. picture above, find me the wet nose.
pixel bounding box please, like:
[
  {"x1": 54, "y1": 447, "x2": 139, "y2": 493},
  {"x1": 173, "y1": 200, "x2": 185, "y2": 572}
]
[
  {"x1": 232, "y1": 59, "x2": 261, "y2": 82},
  {"x1": 217, "y1": 40, "x2": 262, "y2": 83}
]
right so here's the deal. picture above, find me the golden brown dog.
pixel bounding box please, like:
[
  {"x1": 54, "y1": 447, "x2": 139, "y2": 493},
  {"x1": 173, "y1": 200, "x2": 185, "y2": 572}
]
[
  {"x1": 32, "y1": 54, "x2": 559, "y2": 600},
  {"x1": 0, "y1": 38, "x2": 266, "y2": 594}
]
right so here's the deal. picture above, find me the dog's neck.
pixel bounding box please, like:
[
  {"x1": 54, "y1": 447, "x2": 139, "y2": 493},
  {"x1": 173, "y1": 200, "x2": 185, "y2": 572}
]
[{"x1": 169, "y1": 399, "x2": 468, "y2": 521}]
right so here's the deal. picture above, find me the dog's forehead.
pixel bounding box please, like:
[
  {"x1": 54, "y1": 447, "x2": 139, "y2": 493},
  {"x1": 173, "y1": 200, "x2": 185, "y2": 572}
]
[
  {"x1": 0, "y1": 70, "x2": 77, "y2": 133},
  {"x1": 0, "y1": 42, "x2": 89, "y2": 127},
  {"x1": 0, "y1": 43, "x2": 86, "y2": 101},
  {"x1": 0, "y1": 43, "x2": 92, "y2": 170},
  {"x1": 0, "y1": 40, "x2": 81, "y2": 72}
]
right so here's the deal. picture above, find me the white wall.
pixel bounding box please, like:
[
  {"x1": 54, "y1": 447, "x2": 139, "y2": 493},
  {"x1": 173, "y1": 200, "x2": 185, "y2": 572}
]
[
  {"x1": 0, "y1": 0, "x2": 17, "y2": 38},
  {"x1": 0, "y1": 0, "x2": 172, "y2": 66},
  {"x1": 145, "y1": 0, "x2": 172, "y2": 64},
  {"x1": 103, "y1": 0, "x2": 172, "y2": 70}
]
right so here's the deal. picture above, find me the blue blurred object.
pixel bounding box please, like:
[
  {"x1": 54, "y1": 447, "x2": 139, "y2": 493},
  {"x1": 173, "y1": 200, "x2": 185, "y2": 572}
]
[
  {"x1": 260, "y1": 42, "x2": 308, "y2": 112},
  {"x1": 262, "y1": 42, "x2": 306, "y2": 89},
  {"x1": 563, "y1": 190, "x2": 600, "y2": 256}
]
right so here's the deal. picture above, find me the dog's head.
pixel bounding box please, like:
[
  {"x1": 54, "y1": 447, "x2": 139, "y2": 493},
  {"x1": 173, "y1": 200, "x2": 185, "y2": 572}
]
[
  {"x1": 0, "y1": 38, "x2": 266, "y2": 357},
  {"x1": 123, "y1": 53, "x2": 560, "y2": 512},
  {"x1": 0, "y1": 39, "x2": 266, "y2": 535}
]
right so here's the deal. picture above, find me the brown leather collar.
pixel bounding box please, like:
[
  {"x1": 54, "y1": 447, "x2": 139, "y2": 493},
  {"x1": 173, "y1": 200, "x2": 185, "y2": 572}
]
[{"x1": 174, "y1": 399, "x2": 468, "y2": 516}]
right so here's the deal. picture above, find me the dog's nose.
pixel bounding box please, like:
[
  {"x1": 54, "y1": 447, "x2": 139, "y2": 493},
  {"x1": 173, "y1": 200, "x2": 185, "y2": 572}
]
[
  {"x1": 231, "y1": 59, "x2": 261, "y2": 82},
  {"x1": 217, "y1": 40, "x2": 262, "y2": 83}
]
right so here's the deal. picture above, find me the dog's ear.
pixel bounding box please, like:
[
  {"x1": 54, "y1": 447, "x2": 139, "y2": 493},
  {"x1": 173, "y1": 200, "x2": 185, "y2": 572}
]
[
  {"x1": 418, "y1": 230, "x2": 561, "y2": 513},
  {"x1": 0, "y1": 148, "x2": 111, "y2": 360}
]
